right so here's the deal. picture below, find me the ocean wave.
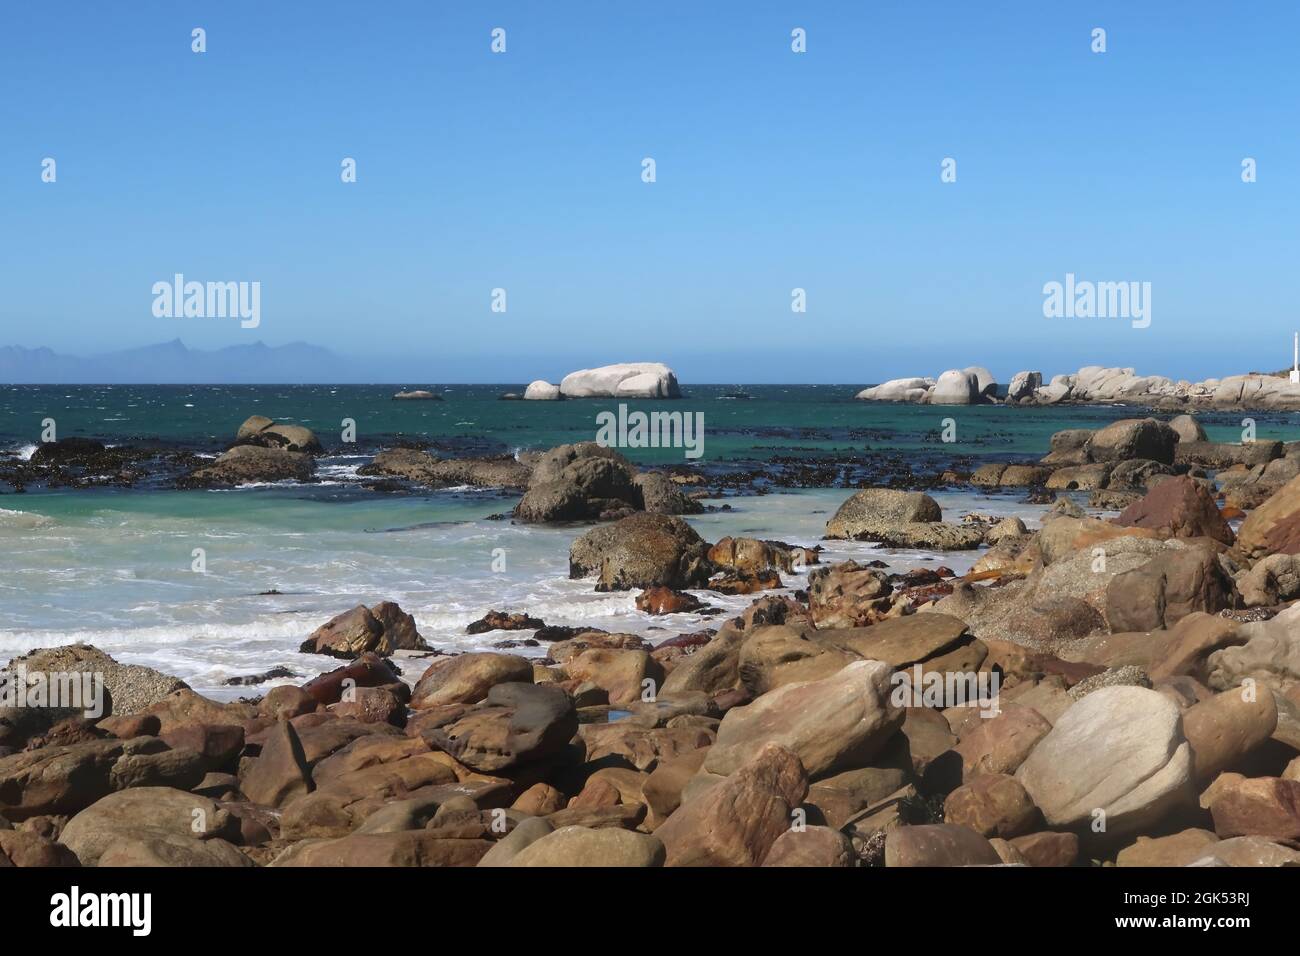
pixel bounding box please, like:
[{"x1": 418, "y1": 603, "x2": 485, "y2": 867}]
[
  {"x1": 6, "y1": 443, "x2": 38, "y2": 460},
  {"x1": 0, "y1": 507, "x2": 53, "y2": 529}
]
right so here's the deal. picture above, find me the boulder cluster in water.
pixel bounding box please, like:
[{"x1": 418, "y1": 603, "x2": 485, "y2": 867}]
[
  {"x1": 859, "y1": 363, "x2": 1300, "y2": 409},
  {"x1": 5, "y1": 416, "x2": 1300, "y2": 868}
]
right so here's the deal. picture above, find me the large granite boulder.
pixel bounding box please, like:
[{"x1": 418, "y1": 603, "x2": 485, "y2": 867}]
[
  {"x1": 656, "y1": 743, "x2": 808, "y2": 866},
  {"x1": 1104, "y1": 546, "x2": 1234, "y2": 633},
  {"x1": 514, "y1": 443, "x2": 641, "y2": 522},
  {"x1": 410, "y1": 653, "x2": 534, "y2": 709},
  {"x1": 635, "y1": 472, "x2": 703, "y2": 515},
  {"x1": 569, "y1": 513, "x2": 711, "y2": 591},
  {"x1": 1085, "y1": 418, "x2": 1178, "y2": 464},
  {"x1": 1206, "y1": 603, "x2": 1300, "y2": 695},
  {"x1": 180, "y1": 445, "x2": 313, "y2": 487},
  {"x1": 855, "y1": 377, "x2": 934, "y2": 402},
  {"x1": 1236, "y1": 473, "x2": 1300, "y2": 559},
  {"x1": 703, "y1": 660, "x2": 903, "y2": 779},
  {"x1": 931, "y1": 369, "x2": 980, "y2": 405},
  {"x1": 421, "y1": 683, "x2": 577, "y2": 773},
  {"x1": 1112, "y1": 476, "x2": 1234, "y2": 544},
  {"x1": 558, "y1": 363, "x2": 680, "y2": 399},
  {"x1": 0, "y1": 737, "x2": 208, "y2": 820},
  {"x1": 59, "y1": 786, "x2": 243, "y2": 866},
  {"x1": 825, "y1": 488, "x2": 942, "y2": 540},
  {"x1": 1168, "y1": 415, "x2": 1207, "y2": 443},
  {"x1": 1007, "y1": 371, "x2": 1042, "y2": 402},
  {"x1": 299, "y1": 602, "x2": 429, "y2": 658},
  {"x1": 523, "y1": 380, "x2": 562, "y2": 400},
  {"x1": 1015, "y1": 686, "x2": 1195, "y2": 838},
  {"x1": 235, "y1": 415, "x2": 322, "y2": 454},
  {"x1": 507, "y1": 826, "x2": 665, "y2": 866}
]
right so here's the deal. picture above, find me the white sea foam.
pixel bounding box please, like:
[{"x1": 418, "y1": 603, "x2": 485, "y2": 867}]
[{"x1": 0, "y1": 488, "x2": 1056, "y2": 700}]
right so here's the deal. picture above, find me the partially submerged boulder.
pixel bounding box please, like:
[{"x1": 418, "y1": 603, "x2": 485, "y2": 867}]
[
  {"x1": 558, "y1": 363, "x2": 680, "y2": 399},
  {"x1": 180, "y1": 445, "x2": 313, "y2": 487},
  {"x1": 299, "y1": 602, "x2": 429, "y2": 658},
  {"x1": 514, "y1": 443, "x2": 641, "y2": 523},
  {"x1": 825, "y1": 489, "x2": 942, "y2": 541},
  {"x1": 569, "y1": 513, "x2": 711, "y2": 591}
]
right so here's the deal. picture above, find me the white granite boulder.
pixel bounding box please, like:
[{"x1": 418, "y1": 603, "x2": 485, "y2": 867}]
[
  {"x1": 558, "y1": 363, "x2": 680, "y2": 399},
  {"x1": 524, "y1": 380, "x2": 562, "y2": 400},
  {"x1": 931, "y1": 369, "x2": 980, "y2": 405},
  {"x1": 855, "y1": 377, "x2": 934, "y2": 402},
  {"x1": 1016, "y1": 686, "x2": 1195, "y2": 837}
]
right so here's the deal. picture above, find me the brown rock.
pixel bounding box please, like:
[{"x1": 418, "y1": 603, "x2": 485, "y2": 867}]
[
  {"x1": 1116, "y1": 828, "x2": 1219, "y2": 867},
  {"x1": 1183, "y1": 686, "x2": 1278, "y2": 781},
  {"x1": 943, "y1": 773, "x2": 1038, "y2": 838},
  {"x1": 642, "y1": 749, "x2": 708, "y2": 830},
  {"x1": 1236, "y1": 473, "x2": 1300, "y2": 559},
  {"x1": 704, "y1": 660, "x2": 903, "y2": 779},
  {"x1": 656, "y1": 743, "x2": 808, "y2": 867},
  {"x1": 635, "y1": 587, "x2": 706, "y2": 615},
  {"x1": 0, "y1": 829, "x2": 79, "y2": 866},
  {"x1": 761, "y1": 825, "x2": 855, "y2": 867},
  {"x1": 511, "y1": 783, "x2": 566, "y2": 817},
  {"x1": 1104, "y1": 546, "x2": 1233, "y2": 633},
  {"x1": 563, "y1": 648, "x2": 665, "y2": 707},
  {"x1": 1008, "y1": 830, "x2": 1079, "y2": 867},
  {"x1": 954, "y1": 706, "x2": 1052, "y2": 780},
  {"x1": 884, "y1": 823, "x2": 1001, "y2": 867},
  {"x1": 272, "y1": 830, "x2": 492, "y2": 866},
  {"x1": 1113, "y1": 476, "x2": 1233, "y2": 544},
  {"x1": 240, "y1": 721, "x2": 312, "y2": 808},
  {"x1": 411, "y1": 653, "x2": 534, "y2": 709},
  {"x1": 1208, "y1": 775, "x2": 1300, "y2": 841},
  {"x1": 300, "y1": 654, "x2": 402, "y2": 706}
]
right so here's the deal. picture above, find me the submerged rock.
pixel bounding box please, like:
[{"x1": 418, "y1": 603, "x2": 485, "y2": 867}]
[{"x1": 179, "y1": 444, "x2": 313, "y2": 487}]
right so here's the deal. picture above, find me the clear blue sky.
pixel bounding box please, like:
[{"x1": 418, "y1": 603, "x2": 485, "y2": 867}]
[{"x1": 2, "y1": 1, "x2": 1297, "y2": 383}]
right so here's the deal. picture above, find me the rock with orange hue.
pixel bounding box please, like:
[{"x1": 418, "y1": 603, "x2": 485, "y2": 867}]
[
  {"x1": 656, "y1": 743, "x2": 807, "y2": 867},
  {"x1": 1009, "y1": 830, "x2": 1079, "y2": 867},
  {"x1": 410, "y1": 653, "x2": 534, "y2": 709},
  {"x1": 704, "y1": 660, "x2": 903, "y2": 779},
  {"x1": 762, "y1": 826, "x2": 855, "y2": 866},
  {"x1": 635, "y1": 587, "x2": 706, "y2": 615},
  {"x1": 1112, "y1": 476, "x2": 1234, "y2": 544},
  {"x1": 1236, "y1": 473, "x2": 1300, "y2": 559},
  {"x1": 943, "y1": 773, "x2": 1038, "y2": 838},
  {"x1": 954, "y1": 706, "x2": 1052, "y2": 781},
  {"x1": 1182, "y1": 686, "x2": 1278, "y2": 782},
  {"x1": 884, "y1": 824, "x2": 1002, "y2": 867},
  {"x1": 1207, "y1": 775, "x2": 1300, "y2": 841},
  {"x1": 511, "y1": 782, "x2": 566, "y2": 816}
]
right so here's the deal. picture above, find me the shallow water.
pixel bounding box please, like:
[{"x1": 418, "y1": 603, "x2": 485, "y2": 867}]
[{"x1": 0, "y1": 486, "x2": 1052, "y2": 700}]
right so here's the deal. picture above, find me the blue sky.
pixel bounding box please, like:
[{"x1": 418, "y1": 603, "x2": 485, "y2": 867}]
[{"x1": 2, "y1": 1, "x2": 1297, "y2": 383}]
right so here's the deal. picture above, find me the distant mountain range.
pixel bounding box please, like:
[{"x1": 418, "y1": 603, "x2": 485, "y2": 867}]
[{"x1": 0, "y1": 340, "x2": 361, "y2": 384}]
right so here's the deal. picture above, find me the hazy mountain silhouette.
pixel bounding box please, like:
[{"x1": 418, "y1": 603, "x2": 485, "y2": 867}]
[{"x1": 0, "y1": 340, "x2": 359, "y2": 384}]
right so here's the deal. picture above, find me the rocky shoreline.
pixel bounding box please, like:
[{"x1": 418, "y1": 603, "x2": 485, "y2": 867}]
[
  {"x1": 4, "y1": 412, "x2": 1300, "y2": 868},
  {"x1": 859, "y1": 364, "x2": 1300, "y2": 410}
]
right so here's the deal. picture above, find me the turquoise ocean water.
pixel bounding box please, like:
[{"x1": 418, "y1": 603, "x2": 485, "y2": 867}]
[{"x1": 2, "y1": 385, "x2": 1295, "y2": 697}]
